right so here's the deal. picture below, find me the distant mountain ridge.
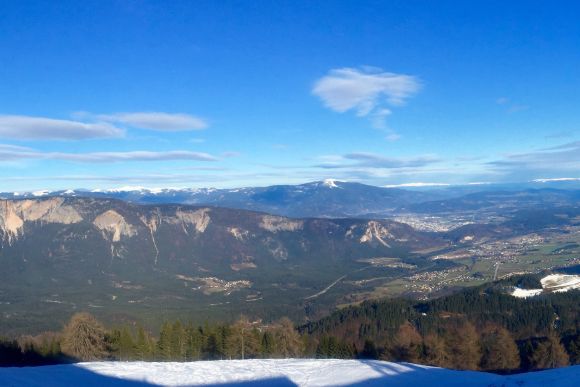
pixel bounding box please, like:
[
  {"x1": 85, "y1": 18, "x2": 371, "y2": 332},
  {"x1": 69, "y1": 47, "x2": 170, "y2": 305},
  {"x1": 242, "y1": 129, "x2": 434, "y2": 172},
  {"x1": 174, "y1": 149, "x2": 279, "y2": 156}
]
[
  {"x1": 0, "y1": 181, "x2": 440, "y2": 218},
  {"x1": 2, "y1": 180, "x2": 580, "y2": 218}
]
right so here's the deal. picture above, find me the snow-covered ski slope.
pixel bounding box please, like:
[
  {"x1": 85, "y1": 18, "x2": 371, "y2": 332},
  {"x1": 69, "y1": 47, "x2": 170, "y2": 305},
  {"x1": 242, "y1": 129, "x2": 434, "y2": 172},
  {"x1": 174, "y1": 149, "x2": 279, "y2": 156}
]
[{"x1": 0, "y1": 359, "x2": 579, "y2": 387}]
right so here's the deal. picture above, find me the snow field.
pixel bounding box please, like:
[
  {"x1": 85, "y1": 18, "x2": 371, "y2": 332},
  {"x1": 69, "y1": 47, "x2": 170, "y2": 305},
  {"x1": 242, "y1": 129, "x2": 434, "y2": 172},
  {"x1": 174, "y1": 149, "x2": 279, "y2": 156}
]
[{"x1": 1, "y1": 359, "x2": 580, "y2": 387}]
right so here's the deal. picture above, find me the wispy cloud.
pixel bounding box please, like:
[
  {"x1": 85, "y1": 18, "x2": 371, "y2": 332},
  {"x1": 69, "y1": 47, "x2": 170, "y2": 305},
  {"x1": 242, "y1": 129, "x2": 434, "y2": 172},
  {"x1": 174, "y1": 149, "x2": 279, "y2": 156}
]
[
  {"x1": 315, "y1": 152, "x2": 440, "y2": 169},
  {"x1": 544, "y1": 131, "x2": 573, "y2": 140},
  {"x1": 383, "y1": 182, "x2": 451, "y2": 188},
  {"x1": 345, "y1": 152, "x2": 439, "y2": 168},
  {"x1": 221, "y1": 151, "x2": 241, "y2": 158},
  {"x1": 0, "y1": 111, "x2": 210, "y2": 141},
  {"x1": 0, "y1": 115, "x2": 124, "y2": 140},
  {"x1": 488, "y1": 141, "x2": 580, "y2": 179},
  {"x1": 496, "y1": 97, "x2": 529, "y2": 113},
  {"x1": 97, "y1": 112, "x2": 208, "y2": 131},
  {"x1": 385, "y1": 132, "x2": 401, "y2": 142},
  {"x1": 312, "y1": 67, "x2": 420, "y2": 128},
  {"x1": 533, "y1": 177, "x2": 580, "y2": 183},
  {"x1": 0, "y1": 144, "x2": 218, "y2": 163}
]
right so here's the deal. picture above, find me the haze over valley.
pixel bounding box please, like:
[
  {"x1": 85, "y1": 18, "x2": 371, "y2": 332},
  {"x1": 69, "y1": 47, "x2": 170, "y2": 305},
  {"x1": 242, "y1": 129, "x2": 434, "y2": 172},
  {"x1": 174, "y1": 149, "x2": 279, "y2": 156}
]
[{"x1": 2, "y1": 180, "x2": 580, "y2": 335}]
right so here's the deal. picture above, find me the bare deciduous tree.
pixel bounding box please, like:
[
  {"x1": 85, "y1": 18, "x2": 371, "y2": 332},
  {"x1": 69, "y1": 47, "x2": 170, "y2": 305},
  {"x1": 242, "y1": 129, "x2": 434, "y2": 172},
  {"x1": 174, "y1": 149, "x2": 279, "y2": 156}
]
[{"x1": 61, "y1": 312, "x2": 107, "y2": 361}]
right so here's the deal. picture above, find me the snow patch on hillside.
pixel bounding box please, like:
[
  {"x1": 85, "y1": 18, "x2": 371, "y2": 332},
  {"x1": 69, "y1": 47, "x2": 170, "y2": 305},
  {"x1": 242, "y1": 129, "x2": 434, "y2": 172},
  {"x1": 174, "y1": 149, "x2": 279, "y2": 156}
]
[
  {"x1": 512, "y1": 288, "x2": 543, "y2": 298},
  {"x1": 512, "y1": 274, "x2": 580, "y2": 298},
  {"x1": 541, "y1": 274, "x2": 580, "y2": 292},
  {"x1": 0, "y1": 359, "x2": 579, "y2": 387}
]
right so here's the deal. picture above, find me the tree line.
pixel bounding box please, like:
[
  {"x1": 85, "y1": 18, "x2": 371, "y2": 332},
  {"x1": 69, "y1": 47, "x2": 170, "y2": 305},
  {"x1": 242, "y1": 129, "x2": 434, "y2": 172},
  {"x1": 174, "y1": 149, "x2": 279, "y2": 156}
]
[
  {"x1": 1, "y1": 276, "x2": 580, "y2": 373},
  {"x1": 0, "y1": 313, "x2": 304, "y2": 366}
]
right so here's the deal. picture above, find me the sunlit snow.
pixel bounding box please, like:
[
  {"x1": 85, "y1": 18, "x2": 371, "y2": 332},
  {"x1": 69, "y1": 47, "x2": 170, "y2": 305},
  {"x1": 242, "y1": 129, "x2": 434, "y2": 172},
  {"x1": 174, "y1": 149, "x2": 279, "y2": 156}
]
[
  {"x1": 511, "y1": 274, "x2": 580, "y2": 298},
  {"x1": 0, "y1": 359, "x2": 579, "y2": 387}
]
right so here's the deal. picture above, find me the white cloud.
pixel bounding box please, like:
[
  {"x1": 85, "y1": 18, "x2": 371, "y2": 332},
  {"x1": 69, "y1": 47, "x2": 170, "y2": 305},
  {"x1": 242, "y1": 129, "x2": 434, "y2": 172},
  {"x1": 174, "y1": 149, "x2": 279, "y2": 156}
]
[
  {"x1": 370, "y1": 108, "x2": 392, "y2": 130},
  {"x1": 312, "y1": 67, "x2": 420, "y2": 128},
  {"x1": 385, "y1": 132, "x2": 401, "y2": 142},
  {"x1": 0, "y1": 144, "x2": 34, "y2": 152},
  {"x1": 221, "y1": 151, "x2": 241, "y2": 158},
  {"x1": 487, "y1": 141, "x2": 580, "y2": 181},
  {"x1": 0, "y1": 145, "x2": 218, "y2": 163},
  {"x1": 507, "y1": 104, "x2": 529, "y2": 113},
  {"x1": 98, "y1": 112, "x2": 208, "y2": 131},
  {"x1": 496, "y1": 97, "x2": 529, "y2": 113},
  {"x1": 314, "y1": 152, "x2": 440, "y2": 169},
  {"x1": 0, "y1": 115, "x2": 124, "y2": 140},
  {"x1": 383, "y1": 182, "x2": 451, "y2": 188},
  {"x1": 532, "y1": 177, "x2": 580, "y2": 183}
]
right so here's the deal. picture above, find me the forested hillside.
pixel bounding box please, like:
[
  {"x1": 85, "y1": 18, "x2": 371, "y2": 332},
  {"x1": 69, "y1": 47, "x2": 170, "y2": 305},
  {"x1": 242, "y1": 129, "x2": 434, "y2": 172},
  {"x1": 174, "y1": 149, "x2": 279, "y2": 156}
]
[
  {"x1": 3, "y1": 275, "x2": 579, "y2": 373},
  {"x1": 302, "y1": 276, "x2": 580, "y2": 371}
]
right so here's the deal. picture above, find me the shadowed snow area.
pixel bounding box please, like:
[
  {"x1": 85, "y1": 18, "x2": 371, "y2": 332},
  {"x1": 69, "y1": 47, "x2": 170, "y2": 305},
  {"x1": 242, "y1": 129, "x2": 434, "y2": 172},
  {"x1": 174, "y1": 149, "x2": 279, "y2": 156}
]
[{"x1": 1, "y1": 359, "x2": 580, "y2": 386}]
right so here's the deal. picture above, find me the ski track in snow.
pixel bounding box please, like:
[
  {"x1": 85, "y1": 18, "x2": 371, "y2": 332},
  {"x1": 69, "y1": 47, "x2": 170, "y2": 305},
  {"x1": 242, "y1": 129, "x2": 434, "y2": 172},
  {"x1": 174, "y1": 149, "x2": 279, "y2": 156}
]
[{"x1": 0, "y1": 359, "x2": 579, "y2": 387}]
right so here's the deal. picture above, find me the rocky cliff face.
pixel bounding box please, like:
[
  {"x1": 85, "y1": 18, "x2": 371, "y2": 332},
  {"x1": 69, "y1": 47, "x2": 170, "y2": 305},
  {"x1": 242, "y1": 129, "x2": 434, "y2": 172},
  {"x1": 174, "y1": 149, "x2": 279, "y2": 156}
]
[
  {"x1": 0, "y1": 197, "x2": 445, "y2": 334},
  {"x1": 0, "y1": 197, "x2": 442, "y2": 265},
  {"x1": 0, "y1": 198, "x2": 82, "y2": 244},
  {"x1": 93, "y1": 209, "x2": 136, "y2": 242}
]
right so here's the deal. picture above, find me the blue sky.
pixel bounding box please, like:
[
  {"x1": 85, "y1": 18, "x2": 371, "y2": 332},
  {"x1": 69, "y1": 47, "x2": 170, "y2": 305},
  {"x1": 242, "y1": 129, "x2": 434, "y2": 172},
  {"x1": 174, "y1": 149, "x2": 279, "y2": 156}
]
[{"x1": 0, "y1": 0, "x2": 579, "y2": 191}]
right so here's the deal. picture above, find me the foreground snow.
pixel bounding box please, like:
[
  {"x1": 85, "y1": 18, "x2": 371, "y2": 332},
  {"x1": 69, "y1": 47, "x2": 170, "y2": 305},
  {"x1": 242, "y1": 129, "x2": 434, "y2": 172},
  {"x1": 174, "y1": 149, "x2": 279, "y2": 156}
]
[{"x1": 1, "y1": 359, "x2": 579, "y2": 386}]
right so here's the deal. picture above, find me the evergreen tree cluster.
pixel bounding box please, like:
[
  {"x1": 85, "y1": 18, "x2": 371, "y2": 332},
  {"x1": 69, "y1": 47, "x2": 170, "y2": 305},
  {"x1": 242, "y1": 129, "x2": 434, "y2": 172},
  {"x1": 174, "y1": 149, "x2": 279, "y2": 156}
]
[
  {"x1": 0, "y1": 314, "x2": 305, "y2": 365},
  {"x1": 302, "y1": 282, "x2": 580, "y2": 372},
  {"x1": 1, "y1": 277, "x2": 580, "y2": 373}
]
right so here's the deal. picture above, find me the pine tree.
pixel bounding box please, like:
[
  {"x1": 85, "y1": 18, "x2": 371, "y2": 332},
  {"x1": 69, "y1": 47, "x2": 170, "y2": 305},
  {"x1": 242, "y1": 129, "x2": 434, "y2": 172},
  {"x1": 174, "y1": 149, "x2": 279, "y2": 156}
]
[
  {"x1": 118, "y1": 326, "x2": 135, "y2": 360},
  {"x1": 157, "y1": 322, "x2": 173, "y2": 361},
  {"x1": 391, "y1": 322, "x2": 423, "y2": 363},
  {"x1": 316, "y1": 336, "x2": 335, "y2": 358},
  {"x1": 566, "y1": 335, "x2": 580, "y2": 365},
  {"x1": 531, "y1": 333, "x2": 570, "y2": 369},
  {"x1": 261, "y1": 331, "x2": 275, "y2": 358},
  {"x1": 170, "y1": 321, "x2": 185, "y2": 360},
  {"x1": 184, "y1": 324, "x2": 202, "y2": 361},
  {"x1": 445, "y1": 321, "x2": 482, "y2": 370},
  {"x1": 204, "y1": 332, "x2": 219, "y2": 360},
  {"x1": 216, "y1": 325, "x2": 232, "y2": 360},
  {"x1": 423, "y1": 333, "x2": 451, "y2": 368},
  {"x1": 479, "y1": 324, "x2": 520, "y2": 371},
  {"x1": 272, "y1": 318, "x2": 303, "y2": 358},
  {"x1": 135, "y1": 326, "x2": 153, "y2": 361}
]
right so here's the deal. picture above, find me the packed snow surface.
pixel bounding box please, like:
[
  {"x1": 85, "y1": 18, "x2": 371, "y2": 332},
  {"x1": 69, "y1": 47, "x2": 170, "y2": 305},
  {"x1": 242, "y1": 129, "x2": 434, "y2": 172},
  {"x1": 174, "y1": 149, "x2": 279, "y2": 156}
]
[{"x1": 1, "y1": 359, "x2": 579, "y2": 387}]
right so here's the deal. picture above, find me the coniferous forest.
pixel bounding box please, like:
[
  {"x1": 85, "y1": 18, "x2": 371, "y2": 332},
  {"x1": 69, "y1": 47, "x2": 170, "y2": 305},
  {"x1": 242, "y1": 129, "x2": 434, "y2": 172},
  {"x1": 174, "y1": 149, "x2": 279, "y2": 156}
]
[{"x1": 2, "y1": 275, "x2": 579, "y2": 373}]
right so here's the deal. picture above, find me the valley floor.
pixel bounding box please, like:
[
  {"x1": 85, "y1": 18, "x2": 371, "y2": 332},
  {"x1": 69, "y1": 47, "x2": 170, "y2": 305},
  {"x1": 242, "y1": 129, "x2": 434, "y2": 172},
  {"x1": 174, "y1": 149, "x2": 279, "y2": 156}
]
[{"x1": 0, "y1": 359, "x2": 579, "y2": 387}]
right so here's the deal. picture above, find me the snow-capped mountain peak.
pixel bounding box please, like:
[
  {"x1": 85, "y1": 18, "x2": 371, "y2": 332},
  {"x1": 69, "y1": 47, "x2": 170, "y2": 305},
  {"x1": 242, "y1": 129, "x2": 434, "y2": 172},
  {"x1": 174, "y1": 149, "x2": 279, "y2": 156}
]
[
  {"x1": 32, "y1": 190, "x2": 51, "y2": 197},
  {"x1": 322, "y1": 179, "x2": 341, "y2": 188},
  {"x1": 104, "y1": 186, "x2": 149, "y2": 193}
]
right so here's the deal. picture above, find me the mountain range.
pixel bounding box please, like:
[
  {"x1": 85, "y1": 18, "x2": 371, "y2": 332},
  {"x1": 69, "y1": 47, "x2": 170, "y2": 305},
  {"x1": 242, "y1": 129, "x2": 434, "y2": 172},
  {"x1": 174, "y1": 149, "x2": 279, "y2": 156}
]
[
  {"x1": 3, "y1": 179, "x2": 580, "y2": 218},
  {"x1": 0, "y1": 196, "x2": 446, "y2": 334},
  {"x1": 1, "y1": 180, "x2": 580, "y2": 334}
]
